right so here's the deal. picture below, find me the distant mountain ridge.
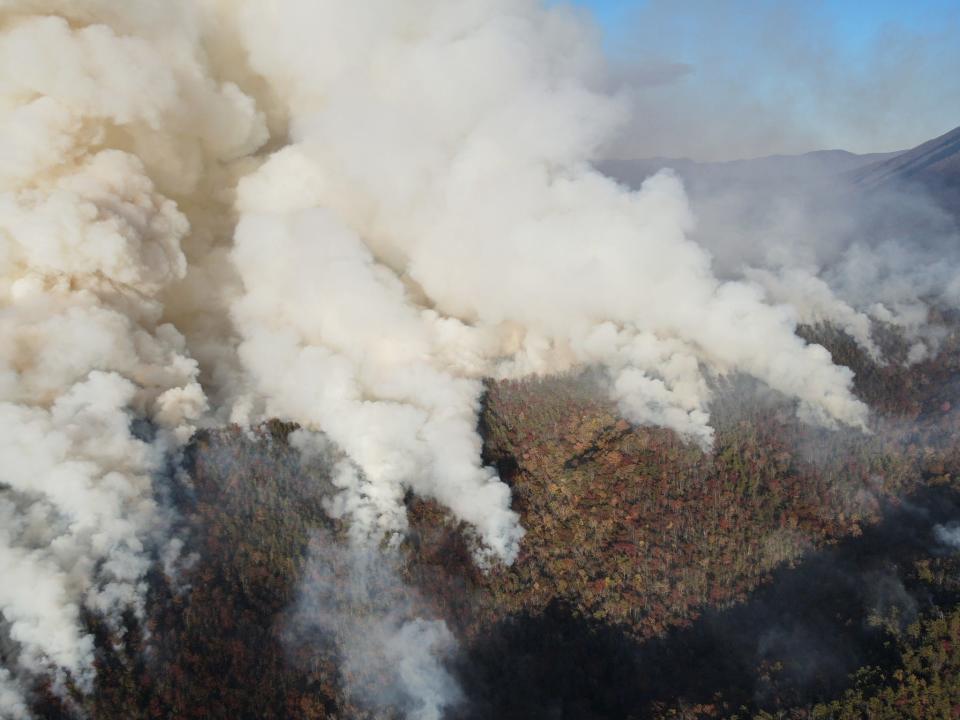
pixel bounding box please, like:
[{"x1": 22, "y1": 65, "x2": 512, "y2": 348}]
[
  {"x1": 602, "y1": 124, "x2": 960, "y2": 216},
  {"x1": 849, "y1": 124, "x2": 960, "y2": 211},
  {"x1": 600, "y1": 148, "x2": 902, "y2": 190}
]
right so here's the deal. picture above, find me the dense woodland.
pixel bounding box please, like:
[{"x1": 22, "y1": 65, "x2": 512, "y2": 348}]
[{"x1": 23, "y1": 322, "x2": 960, "y2": 718}]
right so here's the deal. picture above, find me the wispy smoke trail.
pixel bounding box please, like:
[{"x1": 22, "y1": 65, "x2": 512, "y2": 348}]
[
  {"x1": 934, "y1": 522, "x2": 960, "y2": 550},
  {"x1": 285, "y1": 530, "x2": 463, "y2": 720},
  {"x1": 1, "y1": 0, "x2": 950, "y2": 714}
]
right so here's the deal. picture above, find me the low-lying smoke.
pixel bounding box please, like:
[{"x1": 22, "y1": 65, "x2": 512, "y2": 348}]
[
  {"x1": 641, "y1": 167, "x2": 960, "y2": 365},
  {"x1": 285, "y1": 530, "x2": 463, "y2": 720},
  {"x1": 0, "y1": 0, "x2": 948, "y2": 715}
]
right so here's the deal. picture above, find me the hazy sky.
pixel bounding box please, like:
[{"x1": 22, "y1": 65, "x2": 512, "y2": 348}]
[{"x1": 565, "y1": 0, "x2": 960, "y2": 160}]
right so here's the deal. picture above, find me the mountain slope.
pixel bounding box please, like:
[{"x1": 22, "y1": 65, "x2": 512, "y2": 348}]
[
  {"x1": 602, "y1": 123, "x2": 960, "y2": 212},
  {"x1": 849, "y1": 123, "x2": 960, "y2": 212},
  {"x1": 600, "y1": 148, "x2": 902, "y2": 192}
]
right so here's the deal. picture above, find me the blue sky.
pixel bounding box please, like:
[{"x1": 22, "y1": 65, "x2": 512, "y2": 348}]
[
  {"x1": 559, "y1": 0, "x2": 960, "y2": 159},
  {"x1": 572, "y1": 0, "x2": 959, "y2": 51}
]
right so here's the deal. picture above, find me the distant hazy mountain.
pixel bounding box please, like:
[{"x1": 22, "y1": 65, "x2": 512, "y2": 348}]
[
  {"x1": 601, "y1": 123, "x2": 960, "y2": 220},
  {"x1": 599, "y1": 148, "x2": 903, "y2": 192},
  {"x1": 849, "y1": 124, "x2": 960, "y2": 212},
  {"x1": 602, "y1": 124, "x2": 959, "y2": 192}
]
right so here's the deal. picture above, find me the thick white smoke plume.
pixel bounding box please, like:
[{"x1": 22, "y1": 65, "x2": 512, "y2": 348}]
[
  {"x1": 226, "y1": 0, "x2": 868, "y2": 561},
  {"x1": 0, "y1": 1, "x2": 266, "y2": 712},
  {"x1": 0, "y1": 0, "x2": 917, "y2": 713}
]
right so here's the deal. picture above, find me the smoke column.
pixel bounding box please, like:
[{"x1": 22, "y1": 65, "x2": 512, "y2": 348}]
[
  {"x1": 225, "y1": 0, "x2": 868, "y2": 563},
  {"x1": 0, "y1": 1, "x2": 268, "y2": 712},
  {"x1": 0, "y1": 0, "x2": 931, "y2": 713}
]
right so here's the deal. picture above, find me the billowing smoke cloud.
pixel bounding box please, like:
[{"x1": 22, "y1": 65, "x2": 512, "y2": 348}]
[
  {"x1": 1, "y1": 0, "x2": 940, "y2": 714},
  {"x1": 0, "y1": 0, "x2": 266, "y2": 712},
  {"x1": 225, "y1": 0, "x2": 868, "y2": 563}
]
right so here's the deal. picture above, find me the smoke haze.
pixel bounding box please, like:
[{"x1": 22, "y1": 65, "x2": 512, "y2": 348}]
[
  {"x1": 0, "y1": 0, "x2": 953, "y2": 715},
  {"x1": 604, "y1": 0, "x2": 960, "y2": 161}
]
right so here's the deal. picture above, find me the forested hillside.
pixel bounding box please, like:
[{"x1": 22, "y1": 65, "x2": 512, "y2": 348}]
[{"x1": 22, "y1": 319, "x2": 960, "y2": 719}]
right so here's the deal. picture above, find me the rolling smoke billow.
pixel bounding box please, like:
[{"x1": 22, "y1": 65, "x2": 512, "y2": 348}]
[{"x1": 2, "y1": 0, "x2": 954, "y2": 716}]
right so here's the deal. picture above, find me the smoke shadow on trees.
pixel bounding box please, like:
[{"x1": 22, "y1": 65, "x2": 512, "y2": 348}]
[{"x1": 452, "y1": 484, "x2": 960, "y2": 719}]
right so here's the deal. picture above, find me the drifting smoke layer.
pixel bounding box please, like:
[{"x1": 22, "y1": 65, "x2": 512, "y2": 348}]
[
  {"x1": 285, "y1": 530, "x2": 462, "y2": 720},
  {"x1": 681, "y1": 175, "x2": 960, "y2": 365},
  {"x1": 0, "y1": 0, "x2": 897, "y2": 712}
]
